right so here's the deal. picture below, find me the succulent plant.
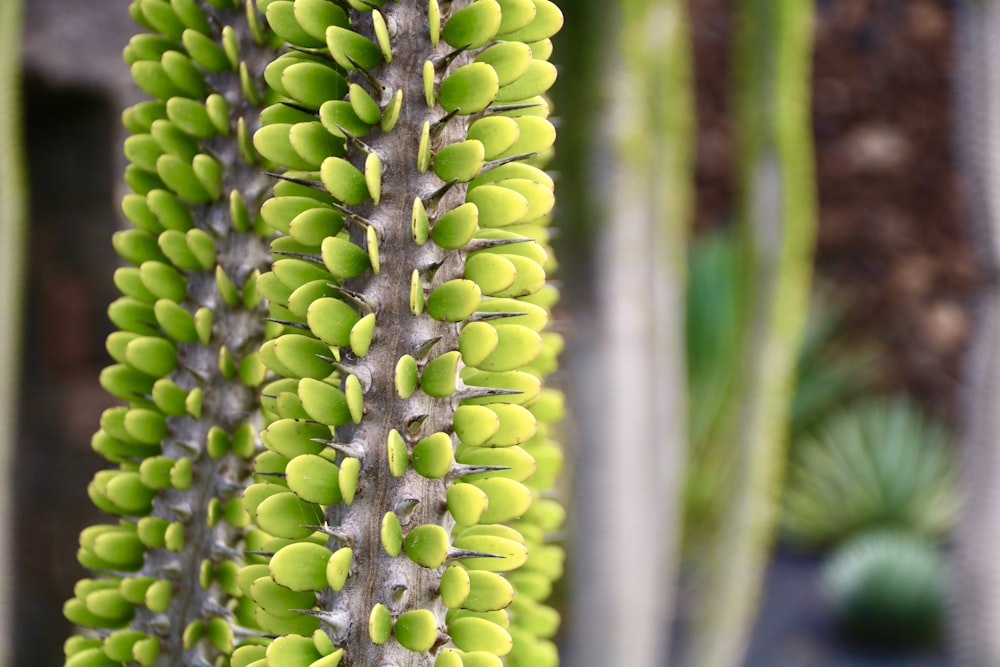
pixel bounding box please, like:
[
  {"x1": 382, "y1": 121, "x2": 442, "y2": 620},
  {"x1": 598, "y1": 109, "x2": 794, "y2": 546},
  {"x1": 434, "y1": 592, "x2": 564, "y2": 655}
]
[
  {"x1": 64, "y1": 1, "x2": 565, "y2": 666},
  {"x1": 782, "y1": 396, "x2": 958, "y2": 549},
  {"x1": 822, "y1": 530, "x2": 947, "y2": 648}
]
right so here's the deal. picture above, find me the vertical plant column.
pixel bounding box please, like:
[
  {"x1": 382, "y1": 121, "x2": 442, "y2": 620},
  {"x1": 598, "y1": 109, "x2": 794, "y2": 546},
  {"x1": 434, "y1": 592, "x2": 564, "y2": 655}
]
[
  {"x1": 568, "y1": 0, "x2": 693, "y2": 665},
  {"x1": 63, "y1": 1, "x2": 277, "y2": 665},
  {"x1": 952, "y1": 2, "x2": 1000, "y2": 664},
  {"x1": 233, "y1": 0, "x2": 564, "y2": 665},
  {"x1": 684, "y1": 2, "x2": 816, "y2": 666},
  {"x1": 0, "y1": 0, "x2": 25, "y2": 663}
]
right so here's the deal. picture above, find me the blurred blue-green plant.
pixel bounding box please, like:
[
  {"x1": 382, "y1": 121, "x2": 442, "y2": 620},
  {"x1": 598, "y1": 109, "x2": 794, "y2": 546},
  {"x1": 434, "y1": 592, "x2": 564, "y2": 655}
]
[
  {"x1": 783, "y1": 397, "x2": 958, "y2": 549},
  {"x1": 822, "y1": 530, "x2": 947, "y2": 648}
]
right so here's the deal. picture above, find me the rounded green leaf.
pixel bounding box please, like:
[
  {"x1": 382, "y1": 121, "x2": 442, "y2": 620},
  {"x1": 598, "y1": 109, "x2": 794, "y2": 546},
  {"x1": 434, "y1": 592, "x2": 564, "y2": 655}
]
[
  {"x1": 254, "y1": 492, "x2": 323, "y2": 539},
  {"x1": 124, "y1": 336, "x2": 177, "y2": 377},
  {"x1": 440, "y1": 565, "x2": 472, "y2": 609},
  {"x1": 349, "y1": 83, "x2": 381, "y2": 124},
  {"x1": 421, "y1": 351, "x2": 461, "y2": 398},
  {"x1": 269, "y1": 542, "x2": 333, "y2": 592},
  {"x1": 307, "y1": 298, "x2": 361, "y2": 347},
  {"x1": 464, "y1": 253, "x2": 517, "y2": 295},
  {"x1": 285, "y1": 454, "x2": 341, "y2": 505},
  {"x1": 472, "y1": 478, "x2": 532, "y2": 524},
  {"x1": 448, "y1": 617, "x2": 512, "y2": 655},
  {"x1": 447, "y1": 483, "x2": 490, "y2": 527},
  {"x1": 443, "y1": 0, "x2": 502, "y2": 48},
  {"x1": 395, "y1": 609, "x2": 439, "y2": 652},
  {"x1": 468, "y1": 116, "x2": 521, "y2": 159},
  {"x1": 403, "y1": 524, "x2": 449, "y2": 569},
  {"x1": 319, "y1": 100, "x2": 372, "y2": 138},
  {"x1": 395, "y1": 355, "x2": 419, "y2": 399},
  {"x1": 427, "y1": 279, "x2": 482, "y2": 322},
  {"x1": 465, "y1": 570, "x2": 515, "y2": 611},
  {"x1": 326, "y1": 25, "x2": 382, "y2": 71},
  {"x1": 431, "y1": 203, "x2": 479, "y2": 249},
  {"x1": 326, "y1": 547, "x2": 353, "y2": 591},
  {"x1": 261, "y1": 419, "x2": 328, "y2": 459},
  {"x1": 439, "y1": 63, "x2": 500, "y2": 115},
  {"x1": 412, "y1": 432, "x2": 454, "y2": 479},
  {"x1": 350, "y1": 313, "x2": 376, "y2": 357},
  {"x1": 298, "y1": 378, "x2": 351, "y2": 425},
  {"x1": 321, "y1": 235, "x2": 371, "y2": 279},
  {"x1": 272, "y1": 334, "x2": 333, "y2": 380},
  {"x1": 320, "y1": 157, "x2": 370, "y2": 205},
  {"x1": 498, "y1": 0, "x2": 563, "y2": 42},
  {"x1": 435, "y1": 140, "x2": 485, "y2": 183},
  {"x1": 381, "y1": 511, "x2": 402, "y2": 557},
  {"x1": 369, "y1": 603, "x2": 392, "y2": 645},
  {"x1": 387, "y1": 429, "x2": 408, "y2": 477},
  {"x1": 496, "y1": 59, "x2": 558, "y2": 102},
  {"x1": 466, "y1": 185, "x2": 529, "y2": 228},
  {"x1": 475, "y1": 324, "x2": 543, "y2": 371},
  {"x1": 458, "y1": 322, "x2": 500, "y2": 367},
  {"x1": 339, "y1": 457, "x2": 360, "y2": 504},
  {"x1": 453, "y1": 405, "x2": 501, "y2": 446}
]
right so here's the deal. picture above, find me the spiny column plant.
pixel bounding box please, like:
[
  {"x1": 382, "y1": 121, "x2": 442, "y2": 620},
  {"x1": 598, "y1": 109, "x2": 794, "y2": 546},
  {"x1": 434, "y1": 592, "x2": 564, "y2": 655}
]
[
  {"x1": 63, "y1": 1, "x2": 279, "y2": 664},
  {"x1": 64, "y1": 0, "x2": 566, "y2": 666},
  {"x1": 232, "y1": 0, "x2": 564, "y2": 665}
]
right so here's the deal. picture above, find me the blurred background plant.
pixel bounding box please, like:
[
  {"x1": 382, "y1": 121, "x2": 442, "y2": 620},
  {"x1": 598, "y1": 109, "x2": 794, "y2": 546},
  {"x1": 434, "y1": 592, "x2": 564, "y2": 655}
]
[
  {"x1": 682, "y1": 229, "x2": 887, "y2": 558},
  {"x1": 822, "y1": 530, "x2": 948, "y2": 648},
  {"x1": 782, "y1": 397, "x2": 958, "y2": 550}
]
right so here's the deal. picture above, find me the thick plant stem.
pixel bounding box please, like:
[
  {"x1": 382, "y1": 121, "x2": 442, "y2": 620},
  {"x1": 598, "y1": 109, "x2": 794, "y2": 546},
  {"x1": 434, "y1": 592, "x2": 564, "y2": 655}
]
[
  {"x1": 236, "y1": 1, "x2": 565, "y2": 665},
  {"x1": 569, "y1": 0, "x2": 693, "y2": 665},
  {"x1": 951, "y1": 2, "x2": 1000, "y2": 664},
  {"x1": 683, "y1": 2, "x2": 816, "y2": 666},
  {"x1": 0, "y1": 0, "x2": 25, "y2": 663},
  {"x1": 64, "y1": 2, "x2": 276, "y2": 665}
]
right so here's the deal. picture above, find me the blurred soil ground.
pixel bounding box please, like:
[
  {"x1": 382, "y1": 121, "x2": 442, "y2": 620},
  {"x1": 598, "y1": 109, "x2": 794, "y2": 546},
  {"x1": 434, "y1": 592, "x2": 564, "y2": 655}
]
[
  {"x1": 688, "y1": 0, "x2": 963, "y2": 663},
  {"x1": 692, "y1": 0, "x2": 975, "y2": 421}
]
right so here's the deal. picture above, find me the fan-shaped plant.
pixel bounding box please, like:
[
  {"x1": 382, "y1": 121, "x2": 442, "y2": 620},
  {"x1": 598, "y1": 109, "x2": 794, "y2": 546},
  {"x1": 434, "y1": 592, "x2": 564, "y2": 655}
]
[
  {"x1": 783, "y1": 396, "x2": 958, "y2": 549},
  {"x1": 822, "y1": 530, "x2": 946, "y2": 647}
]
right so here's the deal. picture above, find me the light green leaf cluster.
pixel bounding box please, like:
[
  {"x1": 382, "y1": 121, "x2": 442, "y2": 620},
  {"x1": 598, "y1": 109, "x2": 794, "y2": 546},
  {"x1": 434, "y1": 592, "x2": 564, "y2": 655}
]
[
  {"x1": 238, "y1": 0, "x2": 564, "y2": 664},
  {"x1": 65, "y1": 0, "x2": 565, "y2": 666},
  {"x1": 64, "y1": 1, "x2": 278, "y2": 665}
]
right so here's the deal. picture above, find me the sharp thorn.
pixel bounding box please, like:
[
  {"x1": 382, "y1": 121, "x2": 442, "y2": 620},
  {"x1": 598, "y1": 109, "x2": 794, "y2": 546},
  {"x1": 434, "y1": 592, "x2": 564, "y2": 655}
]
[
  {"x1": 464, "y1": 237, "x2": 535, "y2": 251},
  {"x1": 264, "y1": 171, "x2": 325, "y2": 190},
  {"x1": 411, "y1": 336, "x2": 442, "y2": 360},
  {"x1": 480, "y1": 152, "x2": 538, "y2": 172},
  {"x1": 345, "y1": 55, "x2": 385, "y2": 91},
  {"x1": 265, "y1": 318, "x2": 309, "y2": 330},
  {"x1": 434, "y1": 46, "x2": 468, "y2": 73},
  {"x1": 454, "y1": 385, "x2": 524, "y2": 400},
  {"x1": 270, "y1": 249, "x2": 324, "y2": 264},
  {"x1": 447, "y1": 549, "x2": 503, "y2": 561},
  {"x1": 469, "y1": 311, "x2": 528, "y2": 322},
  {"x1": 422, "y1": 179, "x2": 458, "y2": 208},
  {"x1": 448, "y1": 464, "x2": 511, "y2": 481},
  {"x1": 430, "y1": 108, "x2": 459, "y2": 136}
]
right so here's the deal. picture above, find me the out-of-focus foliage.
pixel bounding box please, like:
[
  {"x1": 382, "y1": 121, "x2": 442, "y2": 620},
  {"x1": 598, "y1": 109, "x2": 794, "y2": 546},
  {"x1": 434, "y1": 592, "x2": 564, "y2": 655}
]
[
  {"x1": 783, "y1": 397, "x2": 958, "y2": 549},
  {"x1": 682, "y1": 230, "x2": 877, "y2": 554},
  {"x1": 822, "y1": 530, "x2": 946, "y2": 648}
]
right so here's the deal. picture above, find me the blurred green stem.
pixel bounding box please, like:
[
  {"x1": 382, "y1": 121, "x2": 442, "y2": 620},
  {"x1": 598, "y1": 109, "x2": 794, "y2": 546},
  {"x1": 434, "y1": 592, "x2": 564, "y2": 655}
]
[
  {"x1": 568, "y1": 0, "x2": 693, "y2": 664},
  {"x1": 683, "y1": 1, "x2": 816, "y2": 666},
  {"x1": 0, "y1": 0, "x2": 26, "y2": 662}
]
